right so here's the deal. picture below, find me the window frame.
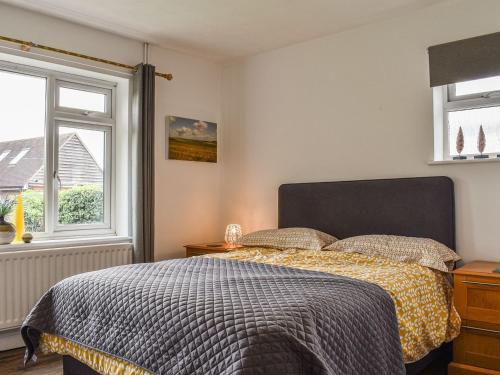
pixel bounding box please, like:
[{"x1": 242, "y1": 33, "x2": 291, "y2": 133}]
[
  {"x1": 0, "y1": 60, "x2": 117, "y2": 239},
  {"x1": 436, "y1": 81, "x2": 500, "y2": 160},
  {"x1": 53, "y1": 120, "x2": 113, "y2": 232},
  {"x1": 55, "y1": 80, "x2": 113, "y2": 119}
]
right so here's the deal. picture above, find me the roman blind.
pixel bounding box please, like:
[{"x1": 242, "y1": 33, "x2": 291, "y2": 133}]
[{"x1": 428, "y1": 32, "x2": 500, "y2": 87}]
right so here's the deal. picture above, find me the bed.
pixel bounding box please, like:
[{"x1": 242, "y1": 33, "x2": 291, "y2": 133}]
[{"x1": 22, "y1": 176, "x2": 458, "y2": 375}]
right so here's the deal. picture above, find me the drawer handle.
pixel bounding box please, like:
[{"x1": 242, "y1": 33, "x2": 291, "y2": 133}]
[
  {"x1": 462, "y1": 325, "x2": 500, "y2": 334},
  {"x1": 462, "y1": 280, "x2": 500, "y2": 287}
]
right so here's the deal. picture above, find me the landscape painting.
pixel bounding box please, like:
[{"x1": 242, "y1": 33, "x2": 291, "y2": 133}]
[{"x1": 167, "y1": 116, "x2": 217, "y2": 163}]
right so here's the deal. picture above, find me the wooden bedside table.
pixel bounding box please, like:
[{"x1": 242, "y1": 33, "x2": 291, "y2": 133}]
[
  {"x1": 185, "y1": 242, "x2": 242, "y2": 257},
  {"x1": 448, "y1": 261, "x2": 500, "y2": 375}
]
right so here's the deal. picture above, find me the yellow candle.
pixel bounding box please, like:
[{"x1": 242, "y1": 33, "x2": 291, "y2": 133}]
[{"x1": 14, "y1": 193, "x2": 25, "y2": 243}]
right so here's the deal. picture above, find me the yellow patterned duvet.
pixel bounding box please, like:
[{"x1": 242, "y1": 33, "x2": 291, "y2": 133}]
[
  {"x1": 40, "y1": 333, "x2": 152, "y2": 375},
  {"x1": 207, "y1": 247, "x2": 461, "y2": 363}
]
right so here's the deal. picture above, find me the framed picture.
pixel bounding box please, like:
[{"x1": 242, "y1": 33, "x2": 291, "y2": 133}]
[{"x1": 166, "y1": 116, "x2": 217, "y2": 163}]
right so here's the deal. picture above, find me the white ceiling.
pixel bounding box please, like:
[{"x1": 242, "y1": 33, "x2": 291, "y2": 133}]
[{"x1": 2, "y1": 0, "x2": 444, "y2": 61}]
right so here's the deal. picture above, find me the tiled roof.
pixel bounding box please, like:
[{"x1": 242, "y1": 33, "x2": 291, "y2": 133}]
[{"x1": 0, "y1": 133, "x2": 102, "y2": 191}]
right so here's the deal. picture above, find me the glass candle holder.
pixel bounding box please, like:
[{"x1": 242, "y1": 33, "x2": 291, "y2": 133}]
[{"x1": 225, "y1": 224, "x2": 242, "y2": 247}]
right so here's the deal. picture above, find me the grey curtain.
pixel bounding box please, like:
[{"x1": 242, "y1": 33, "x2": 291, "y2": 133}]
[
  {"x1": 132, "y1": 64, "x2": 155, "y2": 263},
  {"x1": 428, "y1": 31, "x2": 500, "y2": 87}
]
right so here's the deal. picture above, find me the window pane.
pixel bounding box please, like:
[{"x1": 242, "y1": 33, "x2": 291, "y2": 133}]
[
  {"x1": 455, "y1": 75, "x2": 500, "y2": 96},
  {"x1": 59, "y1": 86, "x2": 106, "y2": 113},
  {"x1": 9, "y1": 149, "x2": 30, "y2": 165},
  {"x1": 448, "y1": 106, "x2": 500, "y2": 156},
  {"x1": 57, "y1": 127, "x2": 105, "y2": 225},
  {"x1": 0, "y1": 70, "x2": 46, "y2": 233}
]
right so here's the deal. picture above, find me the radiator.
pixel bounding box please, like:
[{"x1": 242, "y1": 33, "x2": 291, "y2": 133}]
[{"x1": 0, "y1": 243, "x2": 132, "y2": 332}]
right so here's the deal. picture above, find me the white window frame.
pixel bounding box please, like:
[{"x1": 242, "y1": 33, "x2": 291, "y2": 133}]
[
  {"x1": 434, "y1": 82, "x2": 500, "y2": 161},
  {"x1": 55, "y1": 80, "x2": 112, "y2": 119},
  {"x1": 0, "y1": 60, "x2": 117, "y2": 239},
  {"x1": 53, "y1": 120, "x2": 113, "y2": 232}
]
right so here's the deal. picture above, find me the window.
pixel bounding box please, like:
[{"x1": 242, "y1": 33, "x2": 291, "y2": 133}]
[
  {"x1": 56, "y1": 124, "x2": 110, "y2": 228},
  {"x1": 0, "y1": 150, "x2": 10, "y2": 161},
  {"x1": 56, "y1": 81, "x2": 112, "y2": 117},
  {"x1": 9, "y1": 149, "x2": 30, "y2": 165},
  {"x1": 434, "y1": 74, "x2": 500, "y2": 161},
  {"x1": 0, "y1": 62, "x2": 116, "y2": 238},
  {"x1": 0, "y1": 69, "x2": 46, "y2": 231}
]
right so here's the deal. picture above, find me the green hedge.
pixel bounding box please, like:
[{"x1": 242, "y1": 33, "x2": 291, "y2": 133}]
[
  {"x1": 23, "y1": 190, "x2": 44, "y2": 233},
  {"x1": 58, "y1": 185, "x2": 104, "y2": 225},
  {"x1": 22, "y1": 185, "x2": 103, "y2": 233}
]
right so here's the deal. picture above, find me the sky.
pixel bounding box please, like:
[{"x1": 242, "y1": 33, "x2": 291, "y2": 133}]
[
  {"x1": 168, "y1": 116, "x2": 217, "y2": 142},
  {"x1": 0, "y1": 70, "x2": 104, "y2": 169}
]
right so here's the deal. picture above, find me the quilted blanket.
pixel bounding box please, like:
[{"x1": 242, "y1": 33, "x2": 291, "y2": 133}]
[{"x1": 22, "y1": 257, "x2": 405, "y2": 375}]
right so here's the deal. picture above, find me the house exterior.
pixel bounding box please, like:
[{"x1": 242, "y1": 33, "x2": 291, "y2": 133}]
[{"x1": 0, "y1": 133, "x2": 103, "y2": 194}]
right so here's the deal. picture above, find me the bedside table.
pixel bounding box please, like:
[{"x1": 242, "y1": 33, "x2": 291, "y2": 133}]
[
  {"x1": 448, "y1": 261, "x2": 500, "y2": 375},
  {"x1": 185, "y1": 242, "x2": 242, "y2": 257}
]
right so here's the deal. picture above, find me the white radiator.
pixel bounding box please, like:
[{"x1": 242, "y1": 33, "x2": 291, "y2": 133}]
[{"x1": 0, "y1": 243, "x2": 132, "y2": 333}]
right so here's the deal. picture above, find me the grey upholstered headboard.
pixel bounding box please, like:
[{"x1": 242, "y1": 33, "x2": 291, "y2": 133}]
[{"x1": 278, "y1": 176, "x2": 455, "y2": 250}]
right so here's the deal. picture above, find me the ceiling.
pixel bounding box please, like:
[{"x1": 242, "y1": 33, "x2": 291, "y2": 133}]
[{"x1": 2, "y1": 0, "x2": 444, "y2": 61}]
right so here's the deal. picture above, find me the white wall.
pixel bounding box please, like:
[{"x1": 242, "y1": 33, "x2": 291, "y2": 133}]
[
  {"x1": 0, "y1": 3, "x2": 143, "y2": 65},
  {"x1": 2, "y1": 0, "x2": 499, "y2": 263},
  {"x1": 152, "y1": 47, "x2": 223, "y2": 260},
  {"x1": 0, "y1": 3, "x2": 222, "y2": 260},
  {"x1": 221, "y1": 0, "x2": 500, "y2": 262}
]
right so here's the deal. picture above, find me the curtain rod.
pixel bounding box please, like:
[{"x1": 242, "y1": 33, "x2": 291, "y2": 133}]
[{"x1": 0, "y1": 34, "x2": 173, "y2": 80}]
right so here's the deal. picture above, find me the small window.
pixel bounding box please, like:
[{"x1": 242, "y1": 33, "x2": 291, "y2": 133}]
[
  {"x1": 433, "y1": 74, "x2": 500, "y2": 161},
  {"x1": 448, "y1": 107, "x2": 500, "y2": 156},
  {"x1": 9, "y1": 148, "x2": 30, "y2": 165},
  {"x1": 59, "y1": 87, "x2": 106, "y2": 112},
  {"x1": 56, "y1": 81, "x2": 112, "y2": 118},
  {"x1": 454, "y1": 76, "x2": 500, "y2": 97},
  {"x1": 0, "y1": 150, "x2": 10, "y2": 161}
]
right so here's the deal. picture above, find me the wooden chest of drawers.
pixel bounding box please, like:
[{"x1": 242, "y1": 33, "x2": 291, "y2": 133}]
[{"x1": 449, "y1": 261, "x2": 500, "y2": 375}]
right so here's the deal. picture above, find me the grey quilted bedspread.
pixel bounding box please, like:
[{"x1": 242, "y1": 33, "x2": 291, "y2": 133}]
[{"x1": 22, "y1": 257, "x2": 405, "y2": 375}]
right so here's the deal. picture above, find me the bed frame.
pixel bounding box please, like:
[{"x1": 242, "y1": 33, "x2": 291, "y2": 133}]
[{"x1": 64, "y1": 176, "x2": 455, "y2": 374}]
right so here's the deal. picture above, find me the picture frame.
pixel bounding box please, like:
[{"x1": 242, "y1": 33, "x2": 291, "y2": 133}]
[{"x1": 166, "y1": 116, "x2": 217, "y2": 163}]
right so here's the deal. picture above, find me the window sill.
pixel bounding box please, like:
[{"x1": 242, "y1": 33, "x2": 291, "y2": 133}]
[
  {"x1": 0, "y1": 235, "x2": 132, "y2": 254},
  {"x1": 429, "y1": 157, "x2": 500, "y2": 165}
]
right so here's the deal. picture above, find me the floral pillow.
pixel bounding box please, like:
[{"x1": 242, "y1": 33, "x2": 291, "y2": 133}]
[
  {"x1": 238, "y1": 227, "x2": 337, "y2": 250},
  {"x1": 324, "y1": 234, "x2": 461, "y2": 272}
]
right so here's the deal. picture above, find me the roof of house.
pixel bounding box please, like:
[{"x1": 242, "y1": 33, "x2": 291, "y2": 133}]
[{"x1": 0, "y1": 133, "x2": 103, "y2": 191}]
